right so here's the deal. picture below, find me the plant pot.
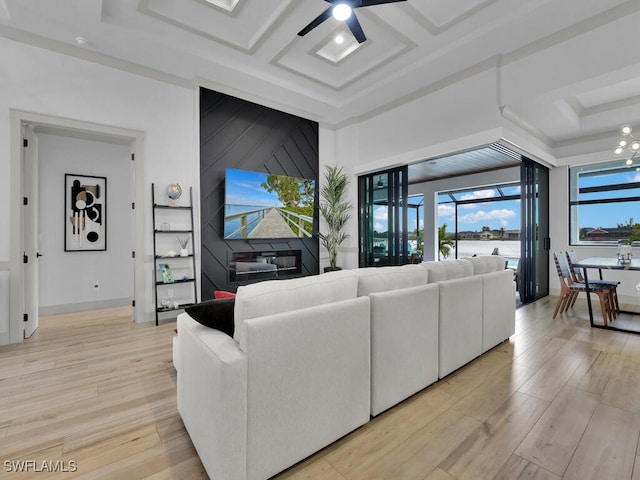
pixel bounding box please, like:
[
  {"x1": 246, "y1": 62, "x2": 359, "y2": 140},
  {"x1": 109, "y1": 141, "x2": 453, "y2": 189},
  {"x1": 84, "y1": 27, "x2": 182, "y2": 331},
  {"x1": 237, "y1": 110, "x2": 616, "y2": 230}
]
[
  {"x1": 179, "y1": 248, "x2": 189, "y2": 257},
  {"x1": 324, "y1": 266, "x2": 342, "y2": 273}
]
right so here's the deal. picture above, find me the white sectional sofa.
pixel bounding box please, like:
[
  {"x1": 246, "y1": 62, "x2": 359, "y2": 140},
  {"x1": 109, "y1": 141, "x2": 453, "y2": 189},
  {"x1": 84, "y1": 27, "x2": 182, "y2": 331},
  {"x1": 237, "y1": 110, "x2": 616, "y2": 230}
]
[{"x1": 174, "y1": 256, "x2": 515, "y2": 480}]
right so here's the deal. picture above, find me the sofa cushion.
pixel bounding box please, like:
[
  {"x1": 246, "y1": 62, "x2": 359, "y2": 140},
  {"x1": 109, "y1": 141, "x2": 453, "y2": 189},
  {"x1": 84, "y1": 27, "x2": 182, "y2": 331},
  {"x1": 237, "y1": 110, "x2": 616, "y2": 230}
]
[
  {"x1": 422, "y1": 259, "x2": 473, "y2": 282},
  {"x1": 465, "y1": 255, "x2": 507, "y2": 275},
  {"x1": 484, "y1": 255, "x2": 507, "y2": 272},
  {"x1": 354, "y1": 265, "x2": 428, "y2": 296},
  {"x1": 185, "y1": 298, "x2": 235, "y2": 336},
  {"x1": 466, "y1": 256, "x2": 489, "y2": 274},
  {"x1": 233, "y1": 270, "x2": 358, "y2": 350}
]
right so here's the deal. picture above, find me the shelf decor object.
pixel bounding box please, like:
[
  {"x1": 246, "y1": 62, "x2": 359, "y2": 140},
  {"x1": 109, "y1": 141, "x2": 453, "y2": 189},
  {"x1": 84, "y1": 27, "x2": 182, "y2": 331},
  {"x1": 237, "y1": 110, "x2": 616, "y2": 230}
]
[
  {"x1": 178, "y1": 236, "x2": 190, "y2": 257},
  {"x1": 158, "y1": 263, "x2": 174, "y2": 283},
  {"x1": 167, "y1": 183, "x2": 182, "y2": 206},
  {"x1": 152, "y1": 183, "x2": 198, "y2": 325},
  {"x1": 65, "y1": 174, "x2": 107, "y2": 252}
]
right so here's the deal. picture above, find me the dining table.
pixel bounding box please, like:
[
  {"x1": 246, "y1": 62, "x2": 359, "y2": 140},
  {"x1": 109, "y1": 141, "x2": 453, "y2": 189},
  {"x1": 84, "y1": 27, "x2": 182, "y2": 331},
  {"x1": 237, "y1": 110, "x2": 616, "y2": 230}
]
[{"x1": 573, "y1": 256, "x2": 640, "y2": 333}]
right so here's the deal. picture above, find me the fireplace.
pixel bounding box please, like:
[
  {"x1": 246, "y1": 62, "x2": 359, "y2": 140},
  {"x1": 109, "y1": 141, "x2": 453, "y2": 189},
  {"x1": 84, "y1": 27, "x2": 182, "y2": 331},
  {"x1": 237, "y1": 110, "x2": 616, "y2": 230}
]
[{"x1": 229, "y1": 250, "x2": 302, "y2": 284}]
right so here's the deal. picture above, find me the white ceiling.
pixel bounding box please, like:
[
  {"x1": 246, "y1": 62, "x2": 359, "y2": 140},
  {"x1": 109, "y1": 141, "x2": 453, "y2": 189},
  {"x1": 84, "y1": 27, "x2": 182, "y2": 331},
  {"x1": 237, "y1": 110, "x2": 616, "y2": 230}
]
[{"x1": 1, "y1": 0, "x2": 640, "y2": 158}]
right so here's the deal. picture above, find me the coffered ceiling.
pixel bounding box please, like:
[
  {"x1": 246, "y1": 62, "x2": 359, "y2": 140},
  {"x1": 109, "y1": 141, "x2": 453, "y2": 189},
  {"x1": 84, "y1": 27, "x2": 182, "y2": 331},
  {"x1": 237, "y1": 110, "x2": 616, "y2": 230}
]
[{"x1": 1, "y1": 0, "x2": 640, "y2": 158}]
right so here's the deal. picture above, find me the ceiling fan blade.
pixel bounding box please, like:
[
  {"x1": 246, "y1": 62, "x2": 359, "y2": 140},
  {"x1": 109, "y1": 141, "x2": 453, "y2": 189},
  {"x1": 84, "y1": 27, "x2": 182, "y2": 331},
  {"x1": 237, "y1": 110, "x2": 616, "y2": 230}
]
[
  {"x1": 345, "y1": 14, "x2": 366, "y2": 43},
  {"x1": 297, "y1": 7, "x2": 333, "y2": 37},
  {"x1": 358, "y1": 0, "x2": 407, "y2": 6}
]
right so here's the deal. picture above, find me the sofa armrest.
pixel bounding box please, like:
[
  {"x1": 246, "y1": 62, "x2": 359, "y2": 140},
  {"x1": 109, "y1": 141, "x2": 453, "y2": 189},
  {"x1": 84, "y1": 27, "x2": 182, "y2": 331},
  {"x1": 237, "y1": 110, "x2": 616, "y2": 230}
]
[{"x1": 175, "y1": 313, "x2": 248, "y2": 480}]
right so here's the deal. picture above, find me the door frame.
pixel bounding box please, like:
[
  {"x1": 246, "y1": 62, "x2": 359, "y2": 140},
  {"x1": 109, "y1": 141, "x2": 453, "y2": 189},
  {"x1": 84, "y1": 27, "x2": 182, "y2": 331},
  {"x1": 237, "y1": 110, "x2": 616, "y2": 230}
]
[
  {"x1": 8, "y1": 110, "x2": 146, "y2": 344},
  {"x1": 22, "y1": 124, "x2": 38, "y2": 338}
]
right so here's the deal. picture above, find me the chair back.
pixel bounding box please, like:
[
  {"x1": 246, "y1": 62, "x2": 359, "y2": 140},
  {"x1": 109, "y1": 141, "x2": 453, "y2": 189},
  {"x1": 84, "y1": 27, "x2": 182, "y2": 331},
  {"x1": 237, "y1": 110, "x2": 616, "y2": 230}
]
[
  {"x1": 566, "y1": 250, "x2": 584, "y2": 282},
  {"x1": 553, "y1": 251, "x2": 573, "y2": 283}
]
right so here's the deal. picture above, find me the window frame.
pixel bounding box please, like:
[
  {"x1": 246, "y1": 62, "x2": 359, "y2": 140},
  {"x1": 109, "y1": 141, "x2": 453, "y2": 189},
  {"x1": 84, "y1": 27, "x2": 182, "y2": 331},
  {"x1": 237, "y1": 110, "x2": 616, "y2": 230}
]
[{"x1": 568, "y1": 160, "x2": 640, "y2": 246}]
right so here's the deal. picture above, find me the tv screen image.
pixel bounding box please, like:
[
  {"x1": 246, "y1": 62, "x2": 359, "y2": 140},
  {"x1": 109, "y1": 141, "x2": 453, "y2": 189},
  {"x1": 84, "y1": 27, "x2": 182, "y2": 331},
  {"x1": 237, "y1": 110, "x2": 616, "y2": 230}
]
[{"x1": 223, "y1": 168, "x2": 316, "y2": 239}]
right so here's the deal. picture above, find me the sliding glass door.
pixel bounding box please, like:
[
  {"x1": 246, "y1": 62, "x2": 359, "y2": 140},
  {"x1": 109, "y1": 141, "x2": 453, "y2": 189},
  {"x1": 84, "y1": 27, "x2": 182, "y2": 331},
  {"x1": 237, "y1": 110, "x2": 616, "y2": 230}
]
[
  {"x1": 358, "y1": 166, "x2": 408, "y2": 267},
  {"x1": 520, "y1": 158, "x2": 549, "y2": 303}
]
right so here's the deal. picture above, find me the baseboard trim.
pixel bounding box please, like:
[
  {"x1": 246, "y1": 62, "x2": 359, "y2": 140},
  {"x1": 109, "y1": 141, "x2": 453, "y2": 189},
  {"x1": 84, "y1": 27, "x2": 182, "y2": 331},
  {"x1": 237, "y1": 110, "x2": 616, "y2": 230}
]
[{"x1": 39, "y1": 298, "x2": 132, "y2": 316}]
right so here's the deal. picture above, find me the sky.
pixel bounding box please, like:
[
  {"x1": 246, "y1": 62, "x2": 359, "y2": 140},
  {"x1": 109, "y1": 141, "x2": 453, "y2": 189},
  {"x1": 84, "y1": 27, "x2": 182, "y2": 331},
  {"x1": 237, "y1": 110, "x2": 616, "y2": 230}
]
[
  {"x1": 225, "y1": 169, "x2": 282, "y2": 207},
  {"x1": 375, "y1": 190, "x2": 522, "y2": 234},
  {"x1": 575, "y1": 168, "x2": 640, "y2": 229},
  {"x1": 437, "y1": 199, "x2": 520, "y2": 232}
]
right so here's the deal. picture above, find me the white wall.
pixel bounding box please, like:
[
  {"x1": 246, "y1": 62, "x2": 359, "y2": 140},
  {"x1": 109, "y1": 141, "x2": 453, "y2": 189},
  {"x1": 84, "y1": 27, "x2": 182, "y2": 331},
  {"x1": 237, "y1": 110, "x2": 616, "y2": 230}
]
[
  {"x1": 37, "y1": 133, "x2": 133, "y2": 314},
  {"x1": 0, "y1": 36, "x2": 199, "y2": 328},
  {"x1": 351, "y1": 68, "x2": 502, "y2": 170}
]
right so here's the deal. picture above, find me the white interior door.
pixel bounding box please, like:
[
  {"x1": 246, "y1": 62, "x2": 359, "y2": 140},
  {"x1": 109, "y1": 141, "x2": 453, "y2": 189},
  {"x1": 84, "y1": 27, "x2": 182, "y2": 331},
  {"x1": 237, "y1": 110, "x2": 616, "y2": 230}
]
[{"x1": 22, "y1": 124, "x2": 39, "y2": 338}]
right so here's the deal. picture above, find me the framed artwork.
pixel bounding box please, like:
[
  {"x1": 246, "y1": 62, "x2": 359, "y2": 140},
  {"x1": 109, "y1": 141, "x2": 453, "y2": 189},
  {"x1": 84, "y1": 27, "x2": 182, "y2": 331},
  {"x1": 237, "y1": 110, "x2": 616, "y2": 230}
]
[{"x1": 65, "y1": 174, "x2": 107, "y2": 252}]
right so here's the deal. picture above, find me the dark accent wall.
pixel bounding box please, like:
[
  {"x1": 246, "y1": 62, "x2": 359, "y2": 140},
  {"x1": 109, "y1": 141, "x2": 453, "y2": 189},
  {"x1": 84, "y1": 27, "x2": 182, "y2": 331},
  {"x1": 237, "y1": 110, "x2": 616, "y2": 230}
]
[{"x1": 199, "y1": 87, "x2": 319, "y2": 298}]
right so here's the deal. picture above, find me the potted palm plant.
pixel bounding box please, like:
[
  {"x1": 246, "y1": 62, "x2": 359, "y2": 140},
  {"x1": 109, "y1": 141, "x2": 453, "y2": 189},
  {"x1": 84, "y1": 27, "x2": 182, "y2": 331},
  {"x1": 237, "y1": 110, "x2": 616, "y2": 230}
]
[{"x1": 319, "y1": 165, "x2": 351, "y2": 272}]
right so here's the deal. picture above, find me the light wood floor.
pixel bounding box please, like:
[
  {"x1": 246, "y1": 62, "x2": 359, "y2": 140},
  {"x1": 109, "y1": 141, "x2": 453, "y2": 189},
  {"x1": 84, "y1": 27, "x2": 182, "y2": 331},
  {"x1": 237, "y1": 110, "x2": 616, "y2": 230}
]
[{"x1": 2, "y1": 298, "x2": 640, "y2": 479}]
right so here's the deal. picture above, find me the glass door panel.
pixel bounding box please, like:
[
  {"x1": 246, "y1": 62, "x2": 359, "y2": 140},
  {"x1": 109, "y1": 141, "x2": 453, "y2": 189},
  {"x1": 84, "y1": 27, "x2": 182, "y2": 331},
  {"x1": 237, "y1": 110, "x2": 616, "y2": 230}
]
[
  {"x1": 520, "y1": 158, "x2": 549, "y2": 303},
  {"x1": 358, "y1": 166, "x2": 408, "y2": 267}
]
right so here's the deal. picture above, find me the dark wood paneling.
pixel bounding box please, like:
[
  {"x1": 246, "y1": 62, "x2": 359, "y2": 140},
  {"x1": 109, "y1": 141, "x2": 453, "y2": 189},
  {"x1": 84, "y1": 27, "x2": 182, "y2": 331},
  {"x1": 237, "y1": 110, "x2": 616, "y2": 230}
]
[{"x1": 199, "y1": 88, "x2": 319, "y2": 298}]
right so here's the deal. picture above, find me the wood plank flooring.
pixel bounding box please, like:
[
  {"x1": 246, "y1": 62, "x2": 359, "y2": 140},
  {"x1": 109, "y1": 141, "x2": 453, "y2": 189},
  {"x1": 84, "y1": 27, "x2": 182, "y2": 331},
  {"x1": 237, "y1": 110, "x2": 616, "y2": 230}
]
[{"x1": 1, "y1": 297, "x2": 640, "y2": 479}]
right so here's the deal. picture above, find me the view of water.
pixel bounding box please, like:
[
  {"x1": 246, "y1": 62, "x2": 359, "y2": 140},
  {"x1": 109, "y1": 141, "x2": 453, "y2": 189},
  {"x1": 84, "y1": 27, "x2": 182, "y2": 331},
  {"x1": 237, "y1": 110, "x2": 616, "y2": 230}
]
[
  {"x1": 452, "y1": 239, "x2": 520, "y2": 259},
  {"x1": 224, "y1": 204, "x2": 270, "y2": 238}
]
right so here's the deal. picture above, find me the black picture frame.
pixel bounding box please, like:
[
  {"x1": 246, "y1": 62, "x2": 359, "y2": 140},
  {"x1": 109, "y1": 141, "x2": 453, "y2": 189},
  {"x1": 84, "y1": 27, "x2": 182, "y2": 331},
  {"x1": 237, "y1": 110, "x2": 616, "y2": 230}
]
[{"x1": 65, "y1": 174, "x2": 107, "y2": 252}]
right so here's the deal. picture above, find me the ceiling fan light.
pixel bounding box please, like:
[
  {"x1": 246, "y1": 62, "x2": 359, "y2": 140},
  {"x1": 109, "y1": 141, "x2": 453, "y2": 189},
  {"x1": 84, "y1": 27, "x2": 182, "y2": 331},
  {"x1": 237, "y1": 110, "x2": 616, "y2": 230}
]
[
  {"x1": 618, "y1": 138, "x2": 628, "y2": 148},
  {"x1": 631, "y1": 141, "x2": 640, "y2": 151},
  {"x1": 333, "y1": 4, "x2": 352, "y2": 21},
  {"x1": 620, "y1": 124, "x2": 633, "y2": 136},
  {"x1": 613, "y1": 146, "x2": 624, "y2": 156}
]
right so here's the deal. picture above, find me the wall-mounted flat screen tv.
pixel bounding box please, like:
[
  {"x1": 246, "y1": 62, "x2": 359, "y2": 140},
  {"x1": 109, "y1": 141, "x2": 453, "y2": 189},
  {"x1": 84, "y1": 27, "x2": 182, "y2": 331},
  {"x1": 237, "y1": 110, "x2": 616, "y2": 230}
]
[{"x1": 223, "y1": 168, "x2": 316, "y2": 239}]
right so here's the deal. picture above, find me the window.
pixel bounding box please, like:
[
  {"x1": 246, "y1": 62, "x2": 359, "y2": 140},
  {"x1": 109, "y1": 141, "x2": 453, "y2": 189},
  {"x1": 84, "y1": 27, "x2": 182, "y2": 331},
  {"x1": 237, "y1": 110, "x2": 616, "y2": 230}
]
[
  {"x1": 569, "y1": 160, "x2": 640, "y2": 245},
  {"x1": 436, "y1": 182, "x2": 521, "y2": 260}
]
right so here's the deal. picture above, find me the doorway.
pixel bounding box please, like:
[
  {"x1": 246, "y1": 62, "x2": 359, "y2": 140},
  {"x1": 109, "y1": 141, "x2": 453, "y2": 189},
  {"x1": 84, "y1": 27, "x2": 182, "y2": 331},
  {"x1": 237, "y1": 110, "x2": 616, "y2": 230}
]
[{"x1": 8, "y1": 111, "x2": 145, "y2": 344}]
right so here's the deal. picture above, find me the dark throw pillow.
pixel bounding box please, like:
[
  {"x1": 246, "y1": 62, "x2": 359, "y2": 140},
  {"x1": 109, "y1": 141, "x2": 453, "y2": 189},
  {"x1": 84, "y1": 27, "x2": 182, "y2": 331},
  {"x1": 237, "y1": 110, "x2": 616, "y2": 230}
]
[{"x1": 185, "y1": 298, "x2": 235, "y2": 336}]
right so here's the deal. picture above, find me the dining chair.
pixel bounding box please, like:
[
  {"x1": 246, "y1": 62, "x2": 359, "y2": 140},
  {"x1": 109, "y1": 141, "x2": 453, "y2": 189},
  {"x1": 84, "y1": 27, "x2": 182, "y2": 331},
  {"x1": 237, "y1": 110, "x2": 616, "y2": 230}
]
[
  {"x1": 566, "y1": 250, "x2": 620, "y2": 315},
  {"x1": 552, "y1": 252, "x2": 613, "y2": 325}
]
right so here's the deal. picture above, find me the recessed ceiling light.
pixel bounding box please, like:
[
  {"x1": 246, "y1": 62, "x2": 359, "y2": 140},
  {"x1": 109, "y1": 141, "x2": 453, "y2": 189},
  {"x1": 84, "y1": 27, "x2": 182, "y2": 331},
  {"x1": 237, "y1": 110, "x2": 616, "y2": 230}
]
[
  {"x1": 316, "y1": 30, "x2": 362, "y2": 63},
  {"x1": 204, "y1": 0, "x2": 240, "y2": 12}
]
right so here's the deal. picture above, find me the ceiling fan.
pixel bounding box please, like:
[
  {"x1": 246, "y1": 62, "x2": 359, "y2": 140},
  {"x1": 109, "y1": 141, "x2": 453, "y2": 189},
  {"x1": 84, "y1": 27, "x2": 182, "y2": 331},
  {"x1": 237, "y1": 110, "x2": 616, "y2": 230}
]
[{"x1": 298, "y1": 0, "x2": 407, "y2": 44}]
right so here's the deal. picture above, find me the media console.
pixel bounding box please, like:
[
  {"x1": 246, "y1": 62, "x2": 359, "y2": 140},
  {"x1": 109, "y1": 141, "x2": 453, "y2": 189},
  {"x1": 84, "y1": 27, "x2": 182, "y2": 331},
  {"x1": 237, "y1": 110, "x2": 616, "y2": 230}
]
[{"x1": 229, "y1": 250, "x2": 302, "y2": 283}]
